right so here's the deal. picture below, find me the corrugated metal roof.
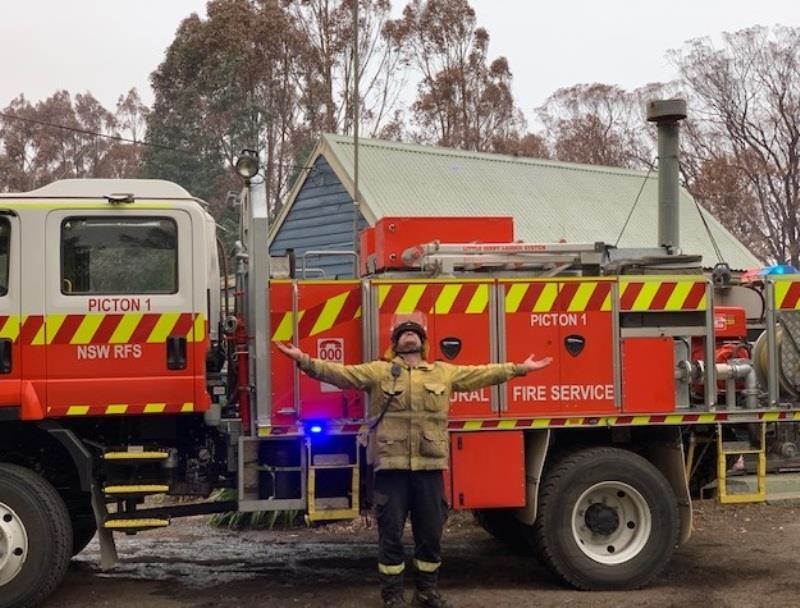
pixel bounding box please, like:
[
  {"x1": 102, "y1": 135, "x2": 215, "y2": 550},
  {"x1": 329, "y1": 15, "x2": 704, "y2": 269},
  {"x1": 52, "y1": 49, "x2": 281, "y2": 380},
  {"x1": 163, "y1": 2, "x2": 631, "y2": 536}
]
[{"x1": 283, "y1": 133, "x2": 760, "y2": 270}]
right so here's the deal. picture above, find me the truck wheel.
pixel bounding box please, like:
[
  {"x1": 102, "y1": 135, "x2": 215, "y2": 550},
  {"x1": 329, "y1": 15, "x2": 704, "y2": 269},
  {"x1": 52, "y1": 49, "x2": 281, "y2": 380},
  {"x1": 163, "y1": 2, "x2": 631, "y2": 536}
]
[
  {"x1": 0, "y1": 463, "x2": 72, "y2": 608},
  {"x1": 473, "y1": 508, "x2": 532, "y2": 555},
  {"x1": 532, "y1": 447, "x2": 679, "y2": 590}
]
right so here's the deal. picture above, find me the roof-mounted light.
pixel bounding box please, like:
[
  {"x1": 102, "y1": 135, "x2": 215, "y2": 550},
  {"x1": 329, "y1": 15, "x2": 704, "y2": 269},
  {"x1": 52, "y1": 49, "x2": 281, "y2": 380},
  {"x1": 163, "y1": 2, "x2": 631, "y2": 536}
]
[
  {"x1": 105, "y1": 192, "x2": 135, "y2": 204},
  {"x1": 235, "y1": 149, "x2": 260, "y2": 180}
]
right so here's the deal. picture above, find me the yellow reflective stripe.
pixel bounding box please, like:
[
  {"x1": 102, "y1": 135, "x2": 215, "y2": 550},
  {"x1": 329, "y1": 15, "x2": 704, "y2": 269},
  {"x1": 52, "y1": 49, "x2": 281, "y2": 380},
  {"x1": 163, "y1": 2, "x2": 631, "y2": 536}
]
[
  {"x1": 665, "y1": 415, "x2": 684, "y2": 424},
  {"x1": 504, "y1": 283, "x2": 527, "y2": 313},
  {"x1": 181, "y1": 402, "x2": 194, "y2": 413},
  {"x1": 378, "y1": 285, "x2": 391, "y2": 308},
  {"x1": 144, "y1": 403, "x2": 167, "y2": 414},
  {"x1": 497, "y1": 419, "x2": 518, "y2": 430},
  {"x1": 147, "y1": 313, "x2": 180, "y2": 343},
  {"x1": 462, "y1": 420, "x2": 482, "y2": 431},
  {"x1": 762, "y1": 411, "x2": 780, "y2": 422},
  {"x1": 533, "y1": 283, "x2": 558, "y2": 312},
  {"x1": 665, "y1": 281, "x2": 693, "y2": 311},
  {"x1": 413, "y1": 559, "x2": 441, "y2": 573},
  {"x1": 272, "y1": 312, "x2": 294, "y2": 341},
  {"x1": 33, "y1": 314, "x2": 66, "y2": 346},
  {"x1": 106, "y1": 404, "x2": 128, "y2": 415},
  {"x1": 631, "y1": 282, "x2": 660, "y2": 311},
  {"x1": 189, "y1": 313, "x2": 205, "y2": 342},
  {"x1": 378, "y1": 562, "x2": 406, "y2": 575},
  {"x1": 396, "y1": 284, "x2": 426, "y2": 314},
  {"x1": 310, "y1": 291, "x2": 348, "y2": 336},
  {"x1": 0, "y1": 315, "x2": 20, "y2": 340},
  {"x1": 70, "y1": 314, "x2": 104, "y2": 345},
  {"x1": 435, "y1": 284, "x2": 461, "y2": 314},
  {"x1": 696, "y1": 292, "x2": 707, "y2": 310},
  {"x1": 109, "y1": 313, "x2": 143, "y2": 344},
  {"x1": 466, "y1": 284, "x2": 489, "y2": 314},
  {"x1": 567, "y1": 282, "x2": 596, "y2": 312},
  {"x1": 600, "y1": 290, "x2": 612, "y2": 311},
  {"x1": 67, "y1": 405, "x2": 90, "y2": 416},
  {"x1": 774, "y1": 281, "x2": 790, "y2": 307}
]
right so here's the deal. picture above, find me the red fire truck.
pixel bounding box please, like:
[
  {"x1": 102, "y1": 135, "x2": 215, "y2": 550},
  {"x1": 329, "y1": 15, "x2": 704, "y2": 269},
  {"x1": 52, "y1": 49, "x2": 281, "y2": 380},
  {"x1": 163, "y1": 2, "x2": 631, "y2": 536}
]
[{"x1": 1, "y1": 100, "x2": 799, "y2": 607}]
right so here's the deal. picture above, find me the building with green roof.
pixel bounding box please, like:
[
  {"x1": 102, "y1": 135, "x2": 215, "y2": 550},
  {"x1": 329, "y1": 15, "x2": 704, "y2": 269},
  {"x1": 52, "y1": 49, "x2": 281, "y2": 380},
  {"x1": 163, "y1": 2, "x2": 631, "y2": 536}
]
[{"x1": 268, "y1": 134, "x2": 760, "y2": 277}]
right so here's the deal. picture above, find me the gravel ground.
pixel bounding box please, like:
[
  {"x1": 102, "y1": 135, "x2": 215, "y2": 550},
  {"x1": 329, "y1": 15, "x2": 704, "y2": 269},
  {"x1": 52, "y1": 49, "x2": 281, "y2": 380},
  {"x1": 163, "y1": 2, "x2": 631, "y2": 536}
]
[{"x1": 45, "y1": 500, "x2": 800, "y2": 608}]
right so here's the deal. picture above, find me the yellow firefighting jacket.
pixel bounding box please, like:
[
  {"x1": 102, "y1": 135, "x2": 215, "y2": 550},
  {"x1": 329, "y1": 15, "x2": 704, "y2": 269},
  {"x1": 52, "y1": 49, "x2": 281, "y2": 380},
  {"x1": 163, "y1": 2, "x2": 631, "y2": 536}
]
[{"x1": 298, "y1": 355, "x2": 526, "y2": 471}]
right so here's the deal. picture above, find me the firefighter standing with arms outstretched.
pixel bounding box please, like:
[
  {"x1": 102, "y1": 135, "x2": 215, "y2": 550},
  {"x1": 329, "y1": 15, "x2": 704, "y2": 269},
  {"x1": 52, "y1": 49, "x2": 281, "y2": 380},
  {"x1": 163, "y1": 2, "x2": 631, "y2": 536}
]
[{"x1": 277, "y1": 315, "x2": 552, "y2": 608}]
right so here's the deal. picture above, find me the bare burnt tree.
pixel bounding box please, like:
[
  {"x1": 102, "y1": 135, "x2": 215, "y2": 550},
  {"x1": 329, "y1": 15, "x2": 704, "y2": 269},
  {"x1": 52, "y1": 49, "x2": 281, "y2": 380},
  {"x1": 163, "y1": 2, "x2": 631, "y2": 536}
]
[{"x1": 672, "y1": 26, "x2": 800, "y2": 265}]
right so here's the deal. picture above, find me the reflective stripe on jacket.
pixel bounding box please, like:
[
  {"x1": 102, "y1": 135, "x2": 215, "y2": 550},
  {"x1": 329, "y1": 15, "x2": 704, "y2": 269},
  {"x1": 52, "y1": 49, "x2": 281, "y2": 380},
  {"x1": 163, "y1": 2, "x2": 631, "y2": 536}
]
[{"x1": 298, "y1": 355, "x2": 525, "y2": 471}]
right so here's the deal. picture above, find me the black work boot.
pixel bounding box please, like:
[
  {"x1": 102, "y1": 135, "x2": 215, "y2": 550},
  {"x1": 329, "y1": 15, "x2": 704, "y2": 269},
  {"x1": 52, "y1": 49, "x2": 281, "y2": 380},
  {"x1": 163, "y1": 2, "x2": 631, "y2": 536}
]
[
  {"x1": 381, "y1": 571, "x2": 406, "y2": 607},
  {"x1": 413, "y1": 589, "x2": 453, "y2": 608}
]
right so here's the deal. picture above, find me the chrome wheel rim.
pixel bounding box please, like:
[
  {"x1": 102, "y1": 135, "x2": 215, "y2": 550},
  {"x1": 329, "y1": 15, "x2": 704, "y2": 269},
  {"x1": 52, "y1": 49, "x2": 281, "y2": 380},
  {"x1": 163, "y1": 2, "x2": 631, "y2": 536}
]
[
  {"x1": 0, "y1": 501, "x2": 28, "y2": 587},
  {"x1": 571, "y1": 481, "x2": 652, "y2": 565}
]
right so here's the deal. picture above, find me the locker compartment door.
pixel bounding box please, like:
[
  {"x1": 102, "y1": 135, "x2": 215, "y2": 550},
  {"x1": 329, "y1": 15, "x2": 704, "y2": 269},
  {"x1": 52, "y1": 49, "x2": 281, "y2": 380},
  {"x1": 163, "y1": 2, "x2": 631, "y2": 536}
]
[
  {"x1": 295, "y1": 281, "x2": 364, "y2": 421},
  {"x1": 503, "y1": 280, "x2": 617, "y2": 416},
  {"x1": 450, "y1": 431, "x2": 525, "y2": 509},
  {"x1": 374, "y1": 281, "x2": 495, "y2": 419},
  {"x1": 434, "y1": 281, "x2": 494, "y2": 419},
  {"x1": 44, "y1": 210, "x2": 197, "y2": 417},
  {"x1": 555, "y1": 280, "x2": 617, "y2": 415},
  {"x1": 502, "y1": 280, "x2": 562, "y2": 416}
]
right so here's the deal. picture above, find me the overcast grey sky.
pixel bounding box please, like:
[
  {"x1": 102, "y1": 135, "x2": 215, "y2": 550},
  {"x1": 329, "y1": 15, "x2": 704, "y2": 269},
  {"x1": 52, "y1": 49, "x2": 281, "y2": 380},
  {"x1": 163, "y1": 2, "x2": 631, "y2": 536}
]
[{"x1": 1, "y1": 0, "x2": 798, "y2": 122}]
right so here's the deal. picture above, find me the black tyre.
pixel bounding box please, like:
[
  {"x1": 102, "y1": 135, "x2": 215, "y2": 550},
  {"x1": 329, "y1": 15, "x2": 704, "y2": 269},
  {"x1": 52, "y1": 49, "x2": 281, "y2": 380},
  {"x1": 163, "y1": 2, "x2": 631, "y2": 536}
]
[
  {"x1": 0, "y1": 463, "x2": 73, "y2": 608},
  {"x1": 532, "y1": 447, "x2": 679, "y2": 590},
  {"x1": 473, "y1": 508, "x2": 533, "y2": 555}
]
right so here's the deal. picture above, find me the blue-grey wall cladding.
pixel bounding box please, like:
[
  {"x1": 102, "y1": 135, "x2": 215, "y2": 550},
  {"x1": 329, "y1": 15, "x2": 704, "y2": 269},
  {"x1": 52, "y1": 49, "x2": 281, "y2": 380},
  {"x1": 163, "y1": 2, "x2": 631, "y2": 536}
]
[{"x1": 270, "y1": 156, "x2": 367, "y2": 278}]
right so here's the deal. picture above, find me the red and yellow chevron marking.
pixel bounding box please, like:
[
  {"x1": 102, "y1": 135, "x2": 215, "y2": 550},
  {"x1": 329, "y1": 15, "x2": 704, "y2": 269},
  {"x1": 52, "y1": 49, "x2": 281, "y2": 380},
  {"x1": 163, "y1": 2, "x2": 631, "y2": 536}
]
[
  {"x1": 619, "y1": 279, "x2": 707, "y2": 311},
  {"x1": 0, "y1": 313, "x2": 204, "y2": 345},
  {"x1": 504, "y1": 281, "x2": 612, "y2": 313},
  {"x1": 49, "y1": 402, "x2": 196, "y2": 417},
  {"x1": 271, "y1": 287, "x2": 362, "y2": 342},
  {"x1": 257, "y1": 410, "x2": 800, "y2": 437},
  {"x1": 773, "y1": 280, "x2": 800, "y2": 310},
  {"x1": 378, "y1": 283, "x2": 490, "y2": 315}
]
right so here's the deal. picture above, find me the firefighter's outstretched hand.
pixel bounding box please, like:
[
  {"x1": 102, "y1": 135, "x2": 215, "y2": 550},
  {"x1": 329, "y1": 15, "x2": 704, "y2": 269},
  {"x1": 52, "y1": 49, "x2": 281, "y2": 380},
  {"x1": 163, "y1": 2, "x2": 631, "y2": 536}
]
[
  {"x1": 276, "y1": 342, "x2": 304, "y2": 361},
  {"x1": 521, "y1": 354, "x2": 553, "y2": 373}
]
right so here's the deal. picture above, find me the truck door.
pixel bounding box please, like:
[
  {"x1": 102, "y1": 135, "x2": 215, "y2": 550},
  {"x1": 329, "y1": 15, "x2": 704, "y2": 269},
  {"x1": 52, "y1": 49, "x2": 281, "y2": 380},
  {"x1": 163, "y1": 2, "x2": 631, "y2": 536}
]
[
  {"x1": 44, "y1": 210, "x2": 197, "y2": 417},
  {"x1": 0, "y1": 214, "x2": 20, "y2": 413}
]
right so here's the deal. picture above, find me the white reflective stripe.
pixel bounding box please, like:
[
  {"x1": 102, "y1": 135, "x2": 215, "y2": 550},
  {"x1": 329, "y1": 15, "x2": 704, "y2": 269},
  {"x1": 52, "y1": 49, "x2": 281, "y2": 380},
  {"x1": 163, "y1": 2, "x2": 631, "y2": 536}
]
[
  {"x1": 378, "y1": 562, "x2": 406, "y2": 575},
  {"x1": 413, "y1": 558, "x2": 441, "y2": 573}
]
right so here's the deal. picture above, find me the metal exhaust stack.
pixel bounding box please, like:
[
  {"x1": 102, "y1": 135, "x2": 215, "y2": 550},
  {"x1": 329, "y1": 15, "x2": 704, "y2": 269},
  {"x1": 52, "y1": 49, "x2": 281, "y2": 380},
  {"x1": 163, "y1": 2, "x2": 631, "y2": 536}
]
[{"x1": 647, "y1": 99, "x2": 687, "y2": 253}]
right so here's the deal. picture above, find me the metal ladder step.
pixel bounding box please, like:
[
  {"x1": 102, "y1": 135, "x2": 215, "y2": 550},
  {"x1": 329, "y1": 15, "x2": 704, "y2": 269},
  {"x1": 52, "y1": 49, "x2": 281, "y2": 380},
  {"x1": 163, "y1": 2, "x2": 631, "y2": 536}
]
[
  {"x1": 102, "y1": 450, "x2": 170, "y2": 462},
  {"x1": 103, "y1": 484, "x2": 171, "y2": 497},
  {"x1": 717, "y1": 423, "x2": 766, "y2": 504},
  {"x1": 103, "y1": 517, "x2": 170, "y2": 531}
]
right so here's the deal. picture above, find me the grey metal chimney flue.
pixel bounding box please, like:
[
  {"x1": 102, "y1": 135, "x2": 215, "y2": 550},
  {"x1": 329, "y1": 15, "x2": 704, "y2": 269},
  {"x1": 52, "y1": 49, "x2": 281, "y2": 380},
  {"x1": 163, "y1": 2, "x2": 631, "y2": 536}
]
[{"x1": 647, "y1": 99, "x2": 687, "y2": 253}]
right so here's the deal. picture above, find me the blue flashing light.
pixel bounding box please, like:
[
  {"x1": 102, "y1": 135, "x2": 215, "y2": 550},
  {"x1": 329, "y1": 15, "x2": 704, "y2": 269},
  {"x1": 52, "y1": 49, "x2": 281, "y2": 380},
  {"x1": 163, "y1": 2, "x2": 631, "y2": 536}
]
[
  {"x1": 761, "y1": 264, "x2": 798, "y2": 276},
  {"x1": 309, "y1": 425, "x2": 323, "y2": 434}
]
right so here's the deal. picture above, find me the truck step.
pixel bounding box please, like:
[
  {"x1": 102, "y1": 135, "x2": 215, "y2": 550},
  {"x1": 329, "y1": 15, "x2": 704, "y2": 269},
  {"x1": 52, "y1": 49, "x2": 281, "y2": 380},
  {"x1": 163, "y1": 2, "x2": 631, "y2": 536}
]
[
  {"x1": 103, "y1": 517, "x2": 170, "y2": 531},
  {"x1": 102, "y1": 450, "x2": 170, "y2": 462},
  {"x1": 103, "y1": 484, "x2": 170, "y2": 497}
]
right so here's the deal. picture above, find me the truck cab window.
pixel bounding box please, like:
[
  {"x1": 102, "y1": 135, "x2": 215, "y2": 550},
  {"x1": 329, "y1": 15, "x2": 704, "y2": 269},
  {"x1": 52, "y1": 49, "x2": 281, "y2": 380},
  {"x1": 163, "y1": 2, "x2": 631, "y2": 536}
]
[
  {"x1": 61, "y1": 217, "x2": 178, "y2": 295},
  {"x1": 0, "y1": 218, "x2": 9, "y2": 297}
]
